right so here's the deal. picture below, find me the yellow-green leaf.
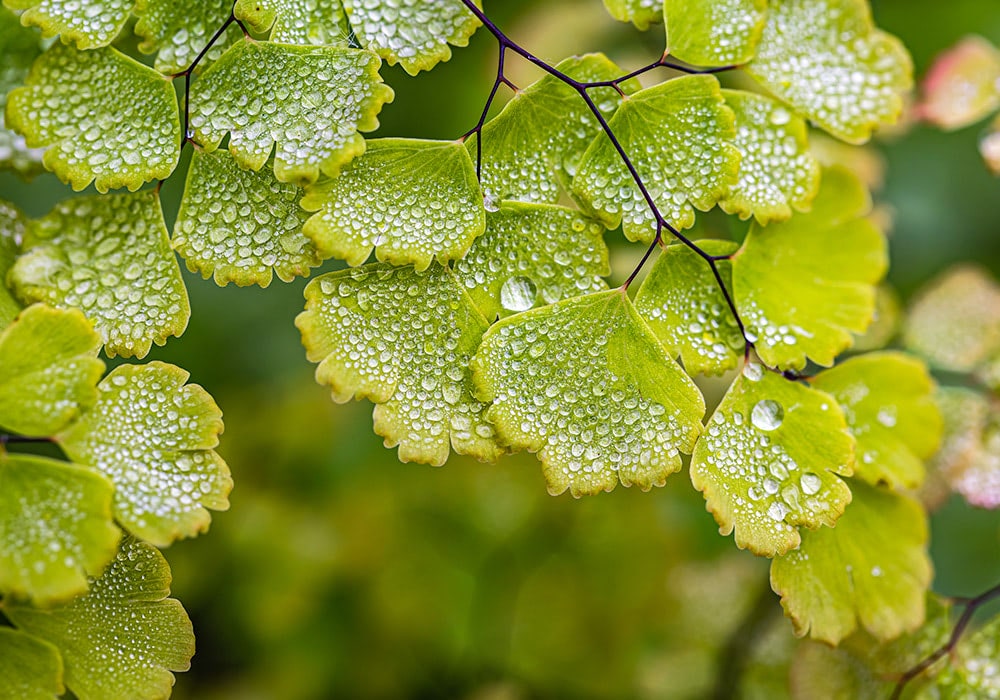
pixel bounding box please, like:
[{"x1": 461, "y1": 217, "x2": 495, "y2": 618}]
[
  {"x1": 918, "y1": 35, "x2": 1000, "y2": 131},
  {"x1": 0, "y1": 200, "x2": 26, "y2": 328},
  {"x1": 4, "y1": 0, "x2": 133, "y2": 49},
  {"x1": 0, "y1": 628, "x2": 63, "y2": 700},
  {"x1": 665, "y1": 0, "x2": 767, "y2": 66},
  {"x1": 601, "y1": 0, "x2": 662, "y2": 30},
  {"x1": 235, "y1": 0, "x2": 350, "y2": 45},
  {"x1": 134, "y1": 0, "x2": 238, "y2": 74},
  {"x1": 0, "y1": 7, "x2": 46, "y2": 178}
]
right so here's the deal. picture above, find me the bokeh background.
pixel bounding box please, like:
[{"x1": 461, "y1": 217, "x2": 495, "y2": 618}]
[{"x1": 3, "y1": 0, "x2": 1000, "y2": 697}]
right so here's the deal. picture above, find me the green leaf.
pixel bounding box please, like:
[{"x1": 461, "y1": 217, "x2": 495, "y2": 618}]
[
  {"x1": 0, "y1": 453, "x2": 120, "y2": 604},
  {"x1": 467, "y1": 53, "x2": 638, "y2": 206},
  {"x1": 6, "y1": 537, "x2": 195, "y2": 700},
  {"x1": 58, "y1": 362, "x2": 232, "y2": 547},
  {"x1": 732, "y1": 166, "x2": 887, "y2": 370},
  {"x1": 341, "y1": 0, "x2": 480, "y2": 75},
  {"x1": 790, "y1": 641, "x2": 889, "y2": 700},
  {"x1": 690, "y1": 365, "x2": 854, "y2": 556},
  {"x1": 0, "y1": 200, "x2": 27, "y2": 328},
  {"x1": 0, "y1": 305, "x2": 103, "y2": 437},
  {"x1": 5, "y1": 43, "x2": 180, "y2": 192},
  {"x1": 771, "y1": 480, "x2": 931, "y2": 644},
  {"x1": 720, "y1": 89, "x2": 820, "y2": 224},
  {"x1": 601, "y1": 0, "x2": 662, "y2": 30},
  {"x1": 301, "y1": 138, "x2": 485, "y2": 270},
  {"x1": 0, "y1": 627, "x2": 63, "y2": 700},
  {"x1": 853, "y1": 284, "x2": 901, "y2": 352},
  {"x1": 235, "y1": 0, "x2": 351, "y2": 45},
  {"x1": 925, "y1": 388, "x2": 990, "y2": 501},
  {"x1": 634, "y1": 239, "x2": 743, "y2": 376},
  {"x1": 472, "y1": 290, "x2": 705, "y2": 497},
  {"x1": 664, "y1": 0, "x2": 767, "y2": 66},
  {"x1": 189, "y1": 39, "x2": 393, "y2": 184},
  {"x1": 452, "y1": 202, "x2": 609, "y2": 319},
  {"x1": 10, "y1": 191, "x2": 190, "y2": 359},
  {"x1": 931, "y1": 615, "x2": 1000, "y2": 697},
  {"x1": 297, "y1": 263, "x2": 503, "y2": 466},
  {"x1": 571, "y1": 75, "x2": 740, "y2": 243},
  {"x1": 918, "y1": 35, "x2": 1000, "y2": 131},
  {"x1": 134, "y1": 0, "x2": 238, "y2": 74},
  {"x1": 747, "y1": 0, "x2": 913, "y2": 144},
  {"x1": 3, "y1": 0, "x2": 133, "y2": 49},
  {"x1": 0, "y1": 7, "x2": 46, "y2": 178},
  {"x1": 174, "y1": 149, "x2": 321, "y2": 287}
]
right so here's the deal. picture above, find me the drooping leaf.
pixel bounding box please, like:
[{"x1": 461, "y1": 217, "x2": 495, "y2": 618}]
[
  {"x1": 0, "y1": 305, "x2": 103, "y2": 437},
  {"x1": 732, "y1": 166, "x2": 887, "y2": 370},
  {"x1": 235, "y1": 0, "x2": 351, "y2": 45},
  {"x1": 690, "y1": 364, "x2": 854, "y2": 556},
  {"x1": 58, "y1": 362, "x2": 232, "y2": 547},
  {"x1": 297, "y1": 263, "x2": 503, "y2": 466},
  {"x1": 5, "y1": 43, "x2": 180, "y2": 191},
  {"x1": 452, "y1": 202, "x2": 609, "y2": 319},
  {"x1": 571, "y1": 75, "x2": 740, "y2": 242},
  {"x1": 10, "y1": 191, "x2": 190, "y2": 359},
  {"x1": 301, "y1": 138, "x2": 485, "y2": 270},
  {"x1": 601, "y1": 0, "x2": 662, "y2": 30},
  {"x1": 0, "y1": 7, "x2": 46, "y2": 178},
  {"x1": 341, "y1": 0, "x2": 480, "y2": 75},
  {"x1": 853, "y1": 284, "x2": 901, "y2": 352},
  {"x1": 3, "y1": 0, "x2": 133, "y2": 49},
  {"x1": 720, "y1": 89, "x2": 821, "y2": 224},
  {"x1": 0, "y1": 200, "x2": 26, "y2": 327},
  {"x1": 5, "y1": 537, "x2": 195, "y2": 700},
  {"x1": 0, "y1": 628, "x2": 63, "y2": 700},
  {"x1": 472, "y1": 290, "x2": 705, "y2": 497},
  {"x1": 930, "y1": 615, "x2": 1000, "y2": 696},
  {"x1": 747, "y1": 0, "x2": 913, "y2": 144},
  {"x1": 634, "y1": 239, "x2": 743, "y2": 376},
  {"x1": 133, "y1": 0, "x2": 238, "y2": 74},
  {"x1": 189, "y1": 39, "x2": 394, "y2": 184},
  {"x1": 664, "y1": 0, "x2": 767, "y2": 66},
  {"x1": 174, "y1": 149, "x2": 321, "y2": 287},
  {"x1": 810, "y1": 352, "x2": 941, "y2": 490},
  {"x1": 918, "y1": 36, "x2": 1000, "y2": 131},
  {"x1": 0, "y1": 453, "x2": 120, "y2": 604}
]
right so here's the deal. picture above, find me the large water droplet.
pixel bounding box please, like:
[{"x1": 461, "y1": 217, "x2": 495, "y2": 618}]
[
  {"x1": 743, "y1": 363, "x2": 764, "y2": 382},
  {"x1": 500, "y1": 276, "x2": 537, "y2": 312},
  {"x1": 800, "y1": 472, "x2": 821, "y2": 495},
  {"x1": 751, "y1": 400, "x2": 784, "y2": 431}
]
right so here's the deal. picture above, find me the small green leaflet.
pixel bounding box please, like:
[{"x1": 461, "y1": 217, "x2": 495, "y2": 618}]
[
  {"x1": 601, "y1": 0, "x2": 662, "y2": 30},
  {"x1": 10, "y1": 191, "x2": 189, "y2": 359},
  {"x1": 174, "y1": 149, "x2": 321, "y2": 287},
  {"x1": 0, "y1": 305, "x2": 103, "y2": 437},
  {"x1": 853, "y1": 284, "x2": 901, "y2": 352},
  {"x1": 0, "y1": 8, "x2": 46, "y2": 178},
  {"x1": 5, "y1": 537, "x2": 195, "y2": 700},
  {"x1": 3, "y1": 0, "x2": 133, "y2": 49},
  {"x1": 732, "y1": 166, "x2": 887, "y2": 370},
  {"x1": 690, "y1": 365, "x2": 854, "y2": 556},
  {"x1": 0, "y1": 200, "x2": 26, "y2": 327},
  {"x1": 811, "y1": 352, "x2": 942, "y2": 490},
  {"x1": 0, "y1": 628, "x2": 63, "y2": 700},
  {"x1": 771, "y1": 480, "x2": 931, "y2": 644},
  {"x1": 189, "y1": 39, "x2": 394, "y2": 185},
  {"x1": 665, "y1": 0, "x2": 767, "y2": 66},
  {"x1": 918, "y1": 36, "x2": 1000, "y2": 131},
  {"x1": 472, "y1": 290, "x2": 705, "y2": 497},
  {"x1": 297, "y1": 264, "x2": 502, "y2": 466},
  {"x1": 58, "y1": 362, "x2": 232, "y2": 547},
  {"x1": 930, "y1": 615, "x2": 1000, "y2": 696},
  {"x1": 452, "y1": 202, "x2": 609, "y2": 319},
  {"x1": 341, "y1": 0, "x2": 480, "y2": 75},
  {"x1": 6, "y1": 43, "x2": 180, "y2": 192},
  {"x1": 134, "y1": 0, "x2": 237, "y2": 74},
  {"x1": 0, "y1": 454, "x2": 120, "y2": 605},
  {"x1": 747, "y1": 0, "x2": 912, "y2": 144},
  {"x1": 634, "y1": 239, "x2": 743, "y2": 376},
  {"x1": 235, "y1": 0, "x2": 350, "y2": 45},
  {"x1": 302, "y1": 138, "x2": 485, "y2": 270},
  {"x1": 572, "y1": 75, "x2": 740, "y2": 243}
]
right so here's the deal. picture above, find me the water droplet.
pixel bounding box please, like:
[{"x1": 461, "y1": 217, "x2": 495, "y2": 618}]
[
  {"x1": 500, "y1": 276, "x2": 537, "y2": 312},
  {"x1": 751, "y1": 400, "x2": 783, "y2": 431},
  {"x1": 743, "y1": 363, "x2": 764, "y2": 382},
  {"x1": 800, "y1": 472, "x2": 821, "y2": 495}
]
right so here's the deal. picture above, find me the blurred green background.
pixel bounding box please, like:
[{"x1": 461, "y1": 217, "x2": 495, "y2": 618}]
[{"x1": 3, "y1": 1, "x2": 1000, "y2": 697}]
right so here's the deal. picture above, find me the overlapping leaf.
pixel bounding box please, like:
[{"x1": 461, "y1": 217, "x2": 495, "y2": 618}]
[
  {"x1": 665, "y1": 0, "x2": 767, "y2": 66},
  {"x1": 235, "y1": 0, "x2": 350, "y2": 45},
  {"x1": 6, "y1": 43, "x2": 180, "y2": 191},
  {"x1": 0, "y1": 8, "x2": 45, "y2": 178},
  {"x1": 302, "y1": 138, "x2": 484, "y2": 270},
  {"x1": 0, "y1": 200, "x2": 26, "y2": 327},
  {"x1": 10, "y1": 191, "x2": 190, "y2": 359},
  {"x1": 601, "y1": 0, "x2": 662, "y2": 30},
  {"x1": 572, "y1": 75, "x2": 740, "y2": 242},
  {"x1": 174, "y1": 149, "x2": 321, "y2": 287},
  {"x1": 0, "y1": 628, "x2": 63, "y2": 700},
  {"x1": 189, "y1": 39, "x2": 394, "y2": 184},
  {"x1": 58, "y1": 362, "x2": 232, "y2": 547},
  {"x1": 472, "y1": 290, "x2": 705, "y2": 497},
  {"x1": 134, "y1": 0, "x2": 238, "y2": 74},
  {"x1": 4, "y1": 0, "x2": 133, "y2": 49},
  {"x1": 690, "y1": 365, "x2": 854, "y2": 556},
  {"x1": 732, "y1": 166, "x2": 887, "y2": 369},
  {"x1": 297, "y1": 264, "x2": 502, "y2": 466},
  {"x1": 918, "y1": 36, "x2": 1000, "y2": 131}
]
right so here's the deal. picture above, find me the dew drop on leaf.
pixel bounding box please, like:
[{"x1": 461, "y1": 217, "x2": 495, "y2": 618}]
[
  {"x1": 751, "y1": 399, "x2": 784, "y2": 431},
  {"x1": 499, "y1": 276, "x2": 537, "y2": 312}
]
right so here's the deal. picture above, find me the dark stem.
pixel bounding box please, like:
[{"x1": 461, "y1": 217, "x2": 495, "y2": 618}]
[
  {"x1": 461, "y1": 44, "x2": 512, "y2": 183},
  {"x1": 178, "y1": 12, "x2": 238, "y2": 146},
  {"x1": 0, "y1": 435, "x2": 54, "y2": 446}
]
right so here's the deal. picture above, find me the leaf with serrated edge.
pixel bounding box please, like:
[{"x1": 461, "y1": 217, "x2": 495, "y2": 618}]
[
  {"x1": 772, "y1": 480, "x2": 931, "y2": 644},
  {"x1": 0, "y1": 628, "x2": 64, "y2": 700},
  {"x1": 0, "y1": 200, "x2": 26, "y2": 327},
  {"x1": 747, "y1": 0, "x2": 912, "y2": 144},
  {"x1": 665, "y1": 0, "x2": 767, "y2": 66},
  {"x1": 174, "y1": 149, "x2": 321, "y2": 287},
  {"x1": 732, "y1": 166, "x2": 887, "y2": 370},
  {"x1": 0, "y1": 8, "x2": 46, "y2": 178},
  {"x1": 0, "y1": 453, "x2": 120, "y2": 604},
  {"x1": 4, "y1": 0, "x2": 133, "y2": 49},
  {"x1": 189, "y1": 39, "x2": 394, "y2": 185},
  {"x1": 601, "y1": 0, "x2": 661, "y2": 30},
  {"x1": 635, "y1": 239, "x2": 743, "y2": 376},
  {"x1": 10, "y1": 191, "x2": 189, "y2": 359},
  {"x1": 472, "y1": 290, "x2": 705, "y2": 497},
  {"x1": 811, "y1": 353, "x2": 941, "y2": 490},
  {"x1": 57, "y1": 363, "x2": 231, "y2": 547},
  {"x1": 453, "y1": 203, "x2": 609, "y2": 319},
  {"x1": 690, "y1": 365, "x2": 854, "y2": 556},
  {"x1": 297, "y1": 263, "x2": 502, "y2": 466},
  {"x1": 5, "y1": 43, "x2": 180, "y2": 192},
  {"x1": 0, "y1": 305, "x2": 103, "y2": 437},
  {"x1": 919, "y1": 36, "x2": 1000, "y2": 131},
  {"x1": 134, "y1": 0, "x2": 237, "y2": 74},
  {"x1": 302, "y1": 138, "x2": 484, "y2": 271},
  {"x1": 467, "y1": 53, "x2": 639, "y2": 206},
  {"x1": 720, "y1": 90, "x2": 820, "y2": 224},
  {"x1": 235, "y1": 0, "x2": 350, "y2": 45},
  {"x1": 341, "y1": 0, "x2": 480, "y2": 75},
  {"x1": 6, "y1": 537, "x2": 194, "y2": 700},
  {"x1": 572, "y1": 75, "x2": 740, "y2": 243}
]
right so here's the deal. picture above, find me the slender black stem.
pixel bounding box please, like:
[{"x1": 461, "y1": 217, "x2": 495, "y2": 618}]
[
  {"x1": 461, "y1": 44, "x2": 513, "y2": 183},
  {"x1": 176, "y1": 12, "x2": 238, "y2": 145}
]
